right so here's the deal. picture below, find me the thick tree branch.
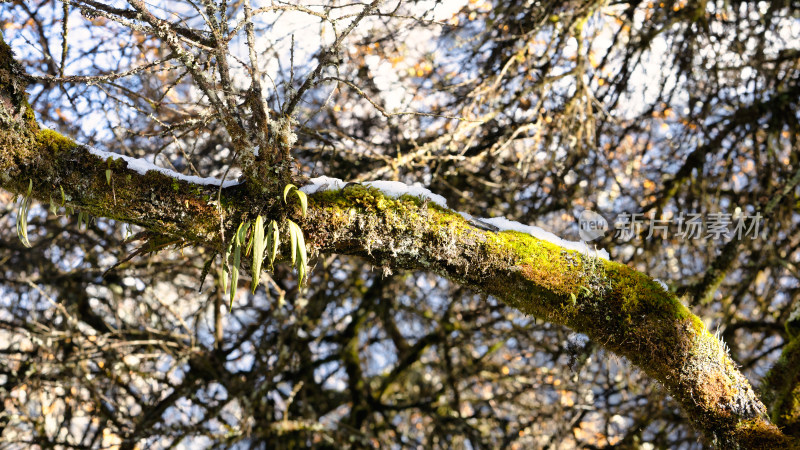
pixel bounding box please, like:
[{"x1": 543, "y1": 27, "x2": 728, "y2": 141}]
[{"x1": 763, "y1": 336, "x2": 800, "y2": 438}]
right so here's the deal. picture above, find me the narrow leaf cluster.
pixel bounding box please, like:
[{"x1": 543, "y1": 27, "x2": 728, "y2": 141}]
[
  {"x1": 15, "y1": 180, "x2": 33, "y2": 248},
  {"x1": 283, "y1": 183, "x2": 309, "y2": 283},
  {"x1": 222, "y1": 183, "x2": 311, "y2": 310}
]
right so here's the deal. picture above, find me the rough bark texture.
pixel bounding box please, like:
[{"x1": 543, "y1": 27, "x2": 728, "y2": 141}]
[
  {"x1": 763, "y1": 336, "x2": 800, "y2": 438},
  {"x1": 0, "y1": 37, "x2": 795, "y2": 449}
]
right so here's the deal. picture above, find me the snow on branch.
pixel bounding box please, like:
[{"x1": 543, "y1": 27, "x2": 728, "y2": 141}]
[
  {"x1": 86, "y1": 146, "x2": 240, "y2": 188},
  {"x1": 301, "y1": 176, "x2": 610, "y2": 260},
  {"x1": 85, "y1": 143, "x2": 614, "y2": 261}
]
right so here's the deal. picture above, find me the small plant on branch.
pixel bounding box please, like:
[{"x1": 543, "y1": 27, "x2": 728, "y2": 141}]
[{"x1": 224, "y1": 183, "x2": 309, "y2": 308}]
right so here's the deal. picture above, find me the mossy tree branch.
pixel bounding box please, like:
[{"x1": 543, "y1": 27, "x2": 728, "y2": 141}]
[
  {"x1": 0, "y1": 34, "x2": 794, "y2": 449},
  {"x1": 763, "y1": 336, "x2": 800, "y2": 438}
]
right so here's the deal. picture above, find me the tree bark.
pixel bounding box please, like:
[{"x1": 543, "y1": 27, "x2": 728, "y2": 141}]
[
  {"x1": 0, "y1": 37, "x2": 793, "y2": 449},
  {"x1": 763, "y1": 335, "x2": 800, "y2": 438}
]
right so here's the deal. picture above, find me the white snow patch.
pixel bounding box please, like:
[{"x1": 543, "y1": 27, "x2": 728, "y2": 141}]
[
  {"x1": 477, "y1": 216, "x2": 610, "y2": 260},
  {"x1": 301, "y1": 176, "x2": 610, "y2": 260},
  {"x1": 86, "y1": 146, "x2": 240, "y2": 188},
  {"x1": 299, "y1": 176, "x2": 347, "y2": 194},
  {"x1": 300, "y1": 176, "x2": 447, "y2": 208},
  {"x1": 363, "y1": 180, "x2": 448, "y2": 208}
]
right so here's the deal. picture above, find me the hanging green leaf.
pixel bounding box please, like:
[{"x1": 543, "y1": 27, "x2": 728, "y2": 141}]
[
  {"x1": 245, "y1": 221, "x2": 254, "y2": 257},
  {"x1": 235, "y1": 220, "x2": 251, "y2": 256},
  {"x1": 251, "y1": 215, "x2": 265, "y2": 293},
  {"x1": 265, "y1": 223, "x2": 273, "y2": 267},
  {"x1": 295, "y1": 190, "x2": 307, "y2": 218},
  {"x1": 288, "y1": 219, "x2": 298, "y2": 265},
  {"x1": 282, "y1": 183, "x2": 308, "y2": 218},
  {"x1": 239, "y1": 221, "x2": 251, "y2": 245},
  {"x1": 283, "y1": 183, "x2": 297, "y2": 203},
  {"x1": 105, "y1": 168, "x2": 112, "y2": 185},
  {"x1": 77, "y1": 211, "x2": 92, "y2": 230},
  {"x1": 268, "y1": 220, "x2": 280, "y2": 266},
  {"x1": 288, "y1": 220, "x2": 308, "y2": 284},
  {"x1": 220, "y1": 263, "x2": 229, "y2": 296},
  {"x1": 49, "y1": 195, "x2": 57, "y2": 216},
  {"x1": 296, "y1": 225, "x2": 307, "y2": 284},
  {"x1": 60, "y1": 185, "x2": 66, "y2": 206},
  {"x1": 15, "y1": 180, "x2": 33, "y2": 248},
  {"x1": 17, "y1": 197, "x2": 32, "y2": 247},
  {"x1": 199, "y1": 256, "x2": 214, "y2": 292}
]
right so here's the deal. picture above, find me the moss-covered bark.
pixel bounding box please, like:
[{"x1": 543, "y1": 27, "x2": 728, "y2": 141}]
[
  {"x1": 763, "y1": 336, "x2": 800, "y2": 438},
  {"x1": 303, "y1": 187, "x2": 791, "y2": 448},
  {"x1": 0, "y1": 34, "x2": 795, "y2": 448}
]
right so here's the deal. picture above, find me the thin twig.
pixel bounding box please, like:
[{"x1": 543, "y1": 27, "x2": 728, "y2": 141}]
[{"x1": 283, "y1": 0, "x2": 385, "y2": 116}]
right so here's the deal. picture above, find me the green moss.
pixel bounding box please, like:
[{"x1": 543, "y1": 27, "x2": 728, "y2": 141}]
[
  {"x1": 21, "y1": 97, "x2": 38, "y2": 131},
  {"x1": 310, "y1": 186, "x2": 419, "y2": 227},
  {"x1": 776, "y1": 383, "x2": 800, "y2": 431},
  {"x1": 311, "y1": 185, "x2": 710, "y2": 351},
  {"x1": 732, "y1": 418, "x2": 793, "y2": 449},
  {"x1": 605, "y1": 263, "x2": 699, "y2": 325},
  {"x1": 310, "y1": 188, "x2": 351, "y2": 207},
  {"x1": 36, "y1": 129, "x2": 77, "y2": 154},
  {"x1": 256, "y1": 181, "x2": 793, "y2": 446},
  {"x1": 763, "y1": 337, "x2": 800, "y2": 435},
  {"x1": 310, "y1": 186, "x2": 456, "y2": 220}
]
